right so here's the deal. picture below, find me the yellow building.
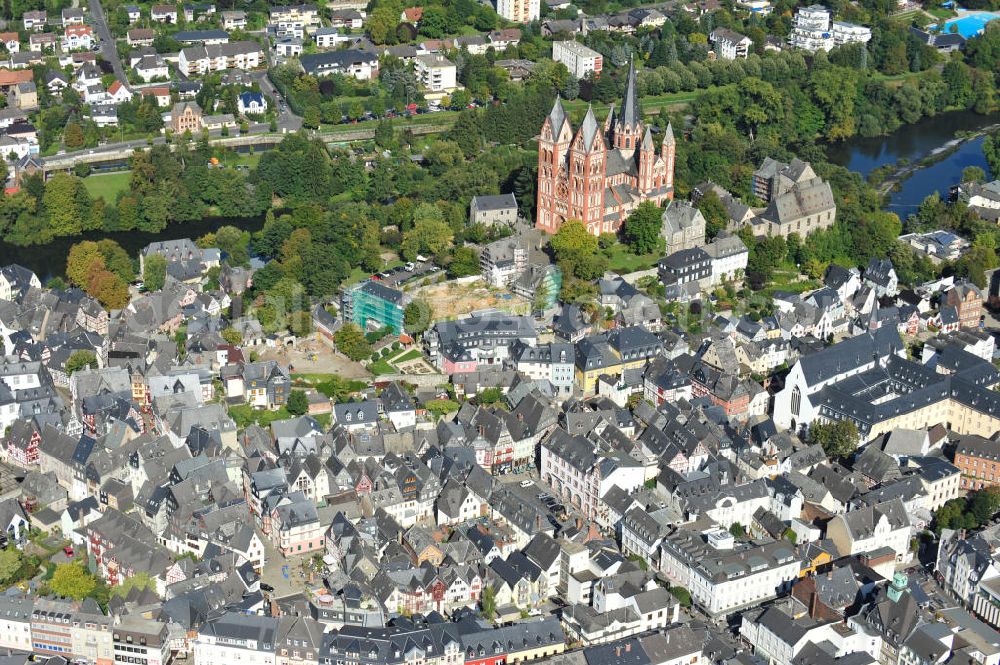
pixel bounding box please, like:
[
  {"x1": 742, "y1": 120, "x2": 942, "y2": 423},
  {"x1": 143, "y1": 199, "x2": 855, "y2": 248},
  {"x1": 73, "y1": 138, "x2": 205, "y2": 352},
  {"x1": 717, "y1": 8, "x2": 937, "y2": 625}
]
[{"x1": 574, "y1": 327, "x2": 662, "y2": 394}]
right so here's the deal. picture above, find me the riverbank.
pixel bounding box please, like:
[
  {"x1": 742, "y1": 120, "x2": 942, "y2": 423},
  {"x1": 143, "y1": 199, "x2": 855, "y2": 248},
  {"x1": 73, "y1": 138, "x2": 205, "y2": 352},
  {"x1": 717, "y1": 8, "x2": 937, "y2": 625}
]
[
  {"x1": 826, "y1": 109, "x2": 1000, "y2": 216},
  {"x1": 873, "y1": 123, "x2": 1000, "y2": 197}
]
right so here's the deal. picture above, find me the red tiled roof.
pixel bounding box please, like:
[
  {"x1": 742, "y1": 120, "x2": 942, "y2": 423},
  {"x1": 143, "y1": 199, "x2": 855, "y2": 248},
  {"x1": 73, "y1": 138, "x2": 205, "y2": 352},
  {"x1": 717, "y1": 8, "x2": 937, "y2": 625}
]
[{"x1": 0, "y1": 69, "x2": 34, "y2": 87}]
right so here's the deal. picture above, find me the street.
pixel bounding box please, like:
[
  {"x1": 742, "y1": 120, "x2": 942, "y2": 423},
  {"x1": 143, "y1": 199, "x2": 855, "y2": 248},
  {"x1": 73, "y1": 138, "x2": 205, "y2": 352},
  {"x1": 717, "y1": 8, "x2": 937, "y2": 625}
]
[
  {"x1": 88, "y1": 0, "x2": 129, "y2": 86},
  {"x1": 252, "y1": 71, "x2": 303, "y2": 133}
]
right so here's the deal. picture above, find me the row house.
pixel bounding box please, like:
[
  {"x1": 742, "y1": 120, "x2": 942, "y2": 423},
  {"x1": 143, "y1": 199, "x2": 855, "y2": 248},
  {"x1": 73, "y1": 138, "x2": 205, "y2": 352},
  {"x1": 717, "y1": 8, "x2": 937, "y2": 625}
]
[
  {"x1": 540, "y1": 427, "x2": 645, "y2": 521},
  {"x1": 178, "y1": 41, "x2": 263, "y2": 76},
  {"x1": 269, "y1": 490, "x2": 324, "y2": 556},
  {"x1": 659, "y1": 528, "x2": 802, "y2": 619},
  {"x1": 194, "y1": 613, "x2": 279, "y2": 665}
]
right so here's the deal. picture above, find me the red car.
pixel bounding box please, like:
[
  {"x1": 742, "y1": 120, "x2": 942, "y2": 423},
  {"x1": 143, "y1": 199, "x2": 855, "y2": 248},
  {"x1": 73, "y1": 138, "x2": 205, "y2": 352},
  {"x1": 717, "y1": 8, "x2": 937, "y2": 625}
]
[{"x1": 63, "y1": 546, "x2": 73, "y2": 557}]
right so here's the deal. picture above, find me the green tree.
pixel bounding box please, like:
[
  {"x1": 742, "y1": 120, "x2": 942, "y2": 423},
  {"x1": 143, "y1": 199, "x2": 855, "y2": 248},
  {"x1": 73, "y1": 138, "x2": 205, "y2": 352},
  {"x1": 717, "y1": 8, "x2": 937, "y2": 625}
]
[
  {"x1": 334, "y1": 323, "x2": 372, "y2": 361},
  {"x1": 697, "y1": 190, "x2": 729, "y2": 240},
  {"x1": 97, "y1": 239, "x2": 135, "y2": 283},
  {"x1": 425, "y1": 398, "x2": 460, "y2": 418},
  {"x1": 402, "y1": 209, "x2": 454, "y2": 261},
  {"x1": 404, "y1": 299, "x2": 431, "y2": 335},
  {"x1": 143, "y1": 254, "x2": 167, "y2": 292},
  {"x1": 66, "y1": 241, "x2": 105, "y2": 288},
  {"x1": 44, "y1": 174, "x2": 95, "y2": 237},
  {"x1": 933, "y1": 498, "x2": 965, "y2": 533},
  {"x1": 49, "y1": 563, "x2": 96, "y2": 600},
  {"x1": 303, "y1": 106, "x2": 321, "y2": 129},
  {"x1": 478, "y1": 387, "x2": 504, "y2": 405},
  {"x1": 110, "y1": 572, "x2": 155, "y2": 598},
  {"x1": 984, "y1": 133, "x2": 1000, "y2": 177},
  {"x1": 969, "y1": 487, "x2": 1000, "y2": 525},
  {"x1": 962, "y1": 166, "x2": 987, "y2": 183},
  {"x1": 63, "y1": 122, "x2": 85, "y2": 149},
  {"x1": 669, "y1": 586, "x2": 692, "y2": 608},
  {"x1": 551, "y1": 220, "x2": 607, "y2": 280},
  {"x1": 374, "y1": 120, "x2": 395, "y2": 149},
  {"x1": 66, "y1": 350, "x2": 97, "y2": 375},
  {"x1": 481, "y1": 585, "x2": 497, "y2": 621},
  {"x1": 623, "y1": 201, "x2": 664, "y2": 255},
  {"x1": 448, "y1": 246, "x2": 480, "y2": 278},
  {"x1": 221, "y1": 327, "x2": 242, "y2": 346},
  {"x1": 809, "y1": 420, "x2": 859, "y2": 459},
  {"x1": 286, "y1": 389, "x2": 309, "y2": 416}
]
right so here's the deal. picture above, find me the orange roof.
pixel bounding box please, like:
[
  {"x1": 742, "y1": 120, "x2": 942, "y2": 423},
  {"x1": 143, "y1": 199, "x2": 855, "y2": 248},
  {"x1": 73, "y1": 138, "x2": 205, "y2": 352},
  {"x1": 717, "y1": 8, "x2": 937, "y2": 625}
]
[
  {"x1": 0, "y1": 69, "x2": 34, "y2": 87},
  {"x1": 108, "y1": 80, "x2": 123, "y2": 94},
  {"x1": 0, "y1": 32, "x2": 19, "y2": 42},
  {"x1": 65, "y1": 24, "x2": 92, "y2": 35},
  {"x1": 141, "y1": 86, "x2": 170, "y2": 95},
  {"x1": 402, "y1": 6, "x2": 423, "y2": 21}
]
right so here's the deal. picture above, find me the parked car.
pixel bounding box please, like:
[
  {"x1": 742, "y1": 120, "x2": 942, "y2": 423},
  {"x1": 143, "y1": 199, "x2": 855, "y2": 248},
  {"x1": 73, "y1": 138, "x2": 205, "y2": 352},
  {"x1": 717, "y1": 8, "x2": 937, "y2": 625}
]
[{"x1": 63, "y1": 546, "x2": 74, "y2": 557}]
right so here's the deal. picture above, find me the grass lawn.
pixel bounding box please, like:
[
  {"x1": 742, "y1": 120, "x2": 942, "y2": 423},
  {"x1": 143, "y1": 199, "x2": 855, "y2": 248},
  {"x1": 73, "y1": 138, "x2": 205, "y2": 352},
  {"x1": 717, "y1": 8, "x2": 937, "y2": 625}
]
[
  {"x1": 604, "y1": 244, "x2": 662, "y2": 273},
  {"x1": 218, "y1": 151, "x2": 261, "y2": 169},
  {"x1": 925, "y1": 6, "x2": 955, "y2": 19},
  {"x1": 82, "y1": 171, "x2": 131, "y2": 201},
  {"x1": 291, "y1": 372, "x2": 342, "y2": 384},
  {"x1": 766, "y1": 266, "x2": 821, "y2": 294},
  {"x1": 565, "y1": 90, "x2": 701, "y2": 119},
  {"x1": 392, "y1": 348, "x2": 423, "y2": 363},
  {"x1": 369, "y1": 358, "x2": 395, "y2": 375}
]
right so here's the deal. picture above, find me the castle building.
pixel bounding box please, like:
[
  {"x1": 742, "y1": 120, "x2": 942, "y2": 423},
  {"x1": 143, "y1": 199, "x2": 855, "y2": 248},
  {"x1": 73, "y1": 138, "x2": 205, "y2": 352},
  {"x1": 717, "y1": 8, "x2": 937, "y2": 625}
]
[{"x1": 535, "y1": 60, "x2": 675, "y2": 236}]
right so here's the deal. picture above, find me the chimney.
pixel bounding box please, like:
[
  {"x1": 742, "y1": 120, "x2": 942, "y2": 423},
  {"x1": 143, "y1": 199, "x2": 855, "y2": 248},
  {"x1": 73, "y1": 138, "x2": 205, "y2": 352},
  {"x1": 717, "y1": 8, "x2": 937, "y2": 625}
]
[
  {"x1": 827, "y1": 570, "x2": 833, "y2": 580},
  {"x1": 625, "y1": 644, "x2": 631, "y2": 653}
]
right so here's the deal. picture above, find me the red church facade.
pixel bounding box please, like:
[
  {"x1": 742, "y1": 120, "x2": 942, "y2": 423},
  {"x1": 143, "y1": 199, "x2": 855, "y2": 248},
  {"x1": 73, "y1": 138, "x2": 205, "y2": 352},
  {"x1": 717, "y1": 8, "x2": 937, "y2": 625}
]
[{"x1": 535, "y1": 60, "x2": 675, "y2": 236}]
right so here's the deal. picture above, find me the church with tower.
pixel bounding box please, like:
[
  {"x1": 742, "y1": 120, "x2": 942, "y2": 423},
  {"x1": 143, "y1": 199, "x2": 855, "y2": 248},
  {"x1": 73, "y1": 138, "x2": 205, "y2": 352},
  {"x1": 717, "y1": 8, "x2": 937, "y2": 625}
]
[{"x1": 535, "y1": 60, "x2": 676, "y2": 236}]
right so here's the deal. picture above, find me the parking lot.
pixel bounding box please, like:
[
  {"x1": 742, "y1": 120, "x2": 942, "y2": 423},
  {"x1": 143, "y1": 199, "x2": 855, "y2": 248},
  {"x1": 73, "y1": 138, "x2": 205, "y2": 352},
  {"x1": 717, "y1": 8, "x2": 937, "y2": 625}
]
[{"x1": 375, "y1": 261, "x2": 440, "y2": 288}]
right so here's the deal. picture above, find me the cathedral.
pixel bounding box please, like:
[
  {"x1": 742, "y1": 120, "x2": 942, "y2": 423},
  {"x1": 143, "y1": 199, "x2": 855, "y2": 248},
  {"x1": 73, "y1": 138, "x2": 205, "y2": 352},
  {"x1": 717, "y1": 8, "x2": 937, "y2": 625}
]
[{"x1": 535, "y1": 60, "x2": 676, "y2": 237}]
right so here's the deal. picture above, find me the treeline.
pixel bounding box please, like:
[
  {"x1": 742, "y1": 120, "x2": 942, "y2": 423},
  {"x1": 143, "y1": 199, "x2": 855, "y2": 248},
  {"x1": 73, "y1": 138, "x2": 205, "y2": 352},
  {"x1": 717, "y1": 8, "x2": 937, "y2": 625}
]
[{"x1": 0, "y1": 140, "x2": 270, "y2": 246}]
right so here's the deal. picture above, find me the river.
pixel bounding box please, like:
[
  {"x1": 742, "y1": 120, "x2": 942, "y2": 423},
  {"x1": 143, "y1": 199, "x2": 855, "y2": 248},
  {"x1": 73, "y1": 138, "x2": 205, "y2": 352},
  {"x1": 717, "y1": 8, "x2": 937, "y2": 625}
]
[
  {"x1": 0, "y1": 214, "x2": 267, "y2": 281},
  {"x1": 827, "y1": 110, "x2": 999, "y2": 218}
]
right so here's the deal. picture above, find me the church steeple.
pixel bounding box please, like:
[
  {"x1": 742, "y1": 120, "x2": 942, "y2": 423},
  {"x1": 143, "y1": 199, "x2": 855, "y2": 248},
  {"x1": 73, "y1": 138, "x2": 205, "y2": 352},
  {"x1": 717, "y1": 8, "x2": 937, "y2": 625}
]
[
  {"x1": 617, "y1": 57, "x2": 641, "y2": 129},
  {"x1": 612, "y1": 57, "x2": 643, "y2": 153}
]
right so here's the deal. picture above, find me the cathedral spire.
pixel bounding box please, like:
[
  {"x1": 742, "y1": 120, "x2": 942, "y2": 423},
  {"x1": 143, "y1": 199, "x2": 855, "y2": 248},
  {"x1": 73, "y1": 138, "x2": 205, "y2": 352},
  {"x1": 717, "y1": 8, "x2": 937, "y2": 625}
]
[
  {"x1": 662, "y1": 122, "x2": 675, "y2": 146},
  {"x1": 547, "y1": 95, "x2": 567, "y2": 136},
  {"x1": 579, "y1": 105, "x2": 601, "y2": 151},
  {"x1": 617, "y1": 57, "x2": 641, "y2": 130},
  {"x1": 641, "y1": 126, "x2": 654, "y2": 151}
]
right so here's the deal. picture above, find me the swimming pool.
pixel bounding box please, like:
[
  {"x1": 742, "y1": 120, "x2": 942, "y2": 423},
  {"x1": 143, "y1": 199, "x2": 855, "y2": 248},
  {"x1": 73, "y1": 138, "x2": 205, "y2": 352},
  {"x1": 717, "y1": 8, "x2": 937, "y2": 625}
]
[{"x1": 940, "y1": 12, "x2": 1000, "y2": 38}]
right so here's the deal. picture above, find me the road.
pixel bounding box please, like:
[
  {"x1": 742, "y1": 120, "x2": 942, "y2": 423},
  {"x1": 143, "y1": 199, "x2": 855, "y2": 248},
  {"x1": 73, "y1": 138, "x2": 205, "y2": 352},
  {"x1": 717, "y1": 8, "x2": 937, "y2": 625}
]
[
  {"x1": 252, "y1": 71, "x2": 303, "y2": 133},
  {"x1": 88, "y1": 0, "x2": 129, "y2": 86}
]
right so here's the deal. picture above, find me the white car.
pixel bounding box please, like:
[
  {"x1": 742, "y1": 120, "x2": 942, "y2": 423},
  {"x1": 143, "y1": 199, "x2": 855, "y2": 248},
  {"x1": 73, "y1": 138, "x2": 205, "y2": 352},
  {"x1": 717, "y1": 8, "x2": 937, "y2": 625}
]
[{"x1": 519, "y1": 480, "x2": 532, "y2": 488}]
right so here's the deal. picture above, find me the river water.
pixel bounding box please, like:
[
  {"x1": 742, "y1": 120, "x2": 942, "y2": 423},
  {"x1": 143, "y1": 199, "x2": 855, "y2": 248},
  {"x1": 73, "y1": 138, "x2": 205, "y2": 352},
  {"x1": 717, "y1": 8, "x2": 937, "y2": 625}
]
[
  {"x1": 827, "y1": 110, "x2": 999, "y2": 218},
  {"x1": 0, "y1": 214, "x2": 266, "y2": 281}
]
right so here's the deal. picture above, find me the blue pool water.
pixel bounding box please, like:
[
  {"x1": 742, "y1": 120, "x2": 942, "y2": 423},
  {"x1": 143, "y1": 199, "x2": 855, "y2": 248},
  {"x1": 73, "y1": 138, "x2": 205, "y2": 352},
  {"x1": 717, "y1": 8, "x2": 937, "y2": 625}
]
[{"x1": 941, "y1": 12, "x2": 1000, "y2": 38}]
